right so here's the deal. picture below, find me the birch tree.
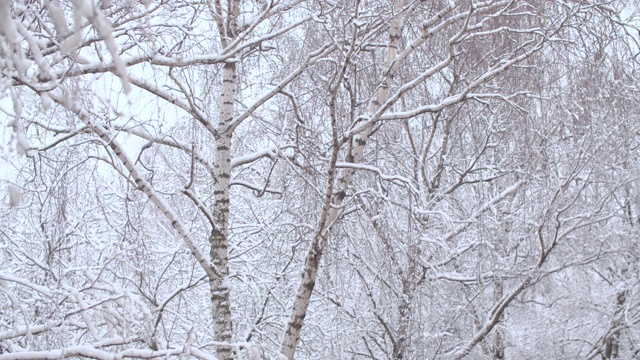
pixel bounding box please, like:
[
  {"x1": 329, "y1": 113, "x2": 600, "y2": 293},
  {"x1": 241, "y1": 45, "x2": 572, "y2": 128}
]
[
  {"x1": 2, "y1": 0, "x2": 328, "y2": 358},
  {"x1": 278, "y1": 1, "x2": 614, "y2": 358}
]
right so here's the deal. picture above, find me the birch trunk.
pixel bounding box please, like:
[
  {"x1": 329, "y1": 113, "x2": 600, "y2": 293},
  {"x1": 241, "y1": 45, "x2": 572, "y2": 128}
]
[
  {"x1": 280, "y1": 1, "x2": 406, "y2": 358},
  {"x1": 210, "y1": 1, "x2": 239, "y2": 358},
  {"x1": 210, "y1": 129, "x2": 233, "y2": 360}
]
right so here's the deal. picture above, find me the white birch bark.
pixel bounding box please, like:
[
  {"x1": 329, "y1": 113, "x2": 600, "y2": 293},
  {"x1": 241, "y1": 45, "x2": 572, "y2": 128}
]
[
  {"x1": 209, "y1": 1, "x2": 240, "y2": 358},
  {"x1": 209, "y1": 63, "x2": 236, "y2": 360},
  {"x1": 280, "y1": 1, "x2": 407, "y2": 358}
]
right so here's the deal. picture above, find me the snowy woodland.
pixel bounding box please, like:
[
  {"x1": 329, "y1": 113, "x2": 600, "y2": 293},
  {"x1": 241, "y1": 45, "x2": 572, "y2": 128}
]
[{"x1": 1, "y1": 0, "x2": 640, "y2": 359}]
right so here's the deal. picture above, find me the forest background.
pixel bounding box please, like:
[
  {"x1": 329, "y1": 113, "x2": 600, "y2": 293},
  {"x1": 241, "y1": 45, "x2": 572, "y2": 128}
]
[{"x1": 1, "y1": 0, "x2": 640, "y2": 359}]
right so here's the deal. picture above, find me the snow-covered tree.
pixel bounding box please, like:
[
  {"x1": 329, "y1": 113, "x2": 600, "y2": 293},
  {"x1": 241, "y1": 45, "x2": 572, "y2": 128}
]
[{"x1": 2, "y1": 0, "x2": 640, "y2": 359}]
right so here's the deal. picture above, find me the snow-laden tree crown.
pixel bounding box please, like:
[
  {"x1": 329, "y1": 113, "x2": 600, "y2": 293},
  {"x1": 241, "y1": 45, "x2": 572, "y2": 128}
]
[{"x1": 1, "y1": 0, "x2": 640, "y2": 359}]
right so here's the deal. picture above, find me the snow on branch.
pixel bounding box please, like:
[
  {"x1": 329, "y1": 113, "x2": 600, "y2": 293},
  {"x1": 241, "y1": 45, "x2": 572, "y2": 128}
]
[{"x1": 335, "y1": 162, "x2": 419, "y2": 194}]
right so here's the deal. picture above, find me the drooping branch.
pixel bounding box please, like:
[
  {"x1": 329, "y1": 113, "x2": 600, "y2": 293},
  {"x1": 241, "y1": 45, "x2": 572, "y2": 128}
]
[{"x1": 45, "y1": 93, "x2": 217, "y2": 280}]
